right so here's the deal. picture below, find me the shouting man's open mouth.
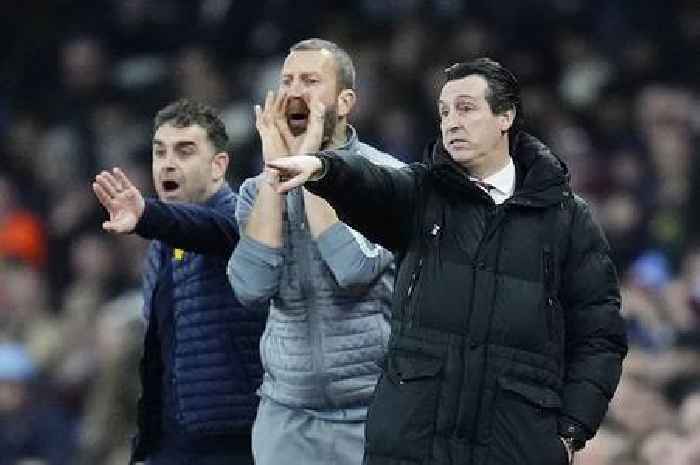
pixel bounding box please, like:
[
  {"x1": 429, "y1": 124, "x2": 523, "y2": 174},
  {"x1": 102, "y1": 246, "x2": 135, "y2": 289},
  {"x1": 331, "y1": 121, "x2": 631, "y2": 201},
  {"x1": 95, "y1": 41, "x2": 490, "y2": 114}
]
[{"x1": 286, "y1": 98, "x2": 310, "y2": 136}]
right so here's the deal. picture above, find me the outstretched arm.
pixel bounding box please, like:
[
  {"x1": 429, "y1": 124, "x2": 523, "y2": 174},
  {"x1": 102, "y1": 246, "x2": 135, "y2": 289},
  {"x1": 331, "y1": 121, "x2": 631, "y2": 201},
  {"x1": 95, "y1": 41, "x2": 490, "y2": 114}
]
[
  {"x1": 266, "y1": 153, "x2": 420, "y2": 253},
  {"x1": 93, "y1": 168, "x2": 238, "y2": 256}
]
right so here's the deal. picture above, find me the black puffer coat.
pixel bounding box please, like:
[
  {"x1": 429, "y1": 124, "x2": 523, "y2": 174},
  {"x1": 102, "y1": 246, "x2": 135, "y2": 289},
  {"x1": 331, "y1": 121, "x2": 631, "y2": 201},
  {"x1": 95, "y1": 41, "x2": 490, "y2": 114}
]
[{"x1": 308, "y1": 132, "x2": 628, "y2": 465}]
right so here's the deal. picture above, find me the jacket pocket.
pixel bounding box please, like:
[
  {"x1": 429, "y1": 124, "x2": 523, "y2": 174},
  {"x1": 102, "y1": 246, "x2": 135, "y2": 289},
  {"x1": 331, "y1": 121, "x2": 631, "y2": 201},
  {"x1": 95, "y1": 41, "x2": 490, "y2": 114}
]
[
  {"x1": 489, "y1": 377, "x2": 565, "y2": 465},
  {"x1": 365, "y1": 351, "x2": 443, "y2": 462},
  {"x1": 498, "y1": 377, "x2": 561, "y2": 410}
]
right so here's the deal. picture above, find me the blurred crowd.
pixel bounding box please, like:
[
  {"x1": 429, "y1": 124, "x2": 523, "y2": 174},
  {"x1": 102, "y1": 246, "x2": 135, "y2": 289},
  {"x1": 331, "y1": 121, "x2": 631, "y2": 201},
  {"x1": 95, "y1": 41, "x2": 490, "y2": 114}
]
[{"x1": 0, "y1": 1, "x2": 698, "y2": 464}]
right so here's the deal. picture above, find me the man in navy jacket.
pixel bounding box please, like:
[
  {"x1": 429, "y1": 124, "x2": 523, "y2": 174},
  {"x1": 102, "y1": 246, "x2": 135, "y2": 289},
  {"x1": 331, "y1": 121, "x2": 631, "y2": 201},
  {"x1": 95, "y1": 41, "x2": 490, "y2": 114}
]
[{"x1": 93, "y1": 99, "x2": 265, "y2": 465}]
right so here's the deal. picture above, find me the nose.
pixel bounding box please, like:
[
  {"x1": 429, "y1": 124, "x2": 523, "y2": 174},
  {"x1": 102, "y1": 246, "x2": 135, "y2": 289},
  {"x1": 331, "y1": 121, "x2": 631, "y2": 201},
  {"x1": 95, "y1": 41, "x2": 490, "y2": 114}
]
[
  {"x1": 156, "y1": 151, "x2": 177, "y2": 172},
  {"x1": 287, "y1": 78, "x2": 303, "y2": 97},
  {"x1": 442, "y1": 111, "x2": 461, "y2": 133}
]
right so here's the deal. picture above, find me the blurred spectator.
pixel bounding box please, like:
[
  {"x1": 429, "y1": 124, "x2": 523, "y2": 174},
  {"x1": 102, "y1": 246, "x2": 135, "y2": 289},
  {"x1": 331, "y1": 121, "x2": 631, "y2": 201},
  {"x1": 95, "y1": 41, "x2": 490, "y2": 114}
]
[
  {"x1": 0, "y1": 343, "x2": 75, "y2": 465},
  {"x1": 0, "y1": 176, "x2": 46, "y2": 269}
]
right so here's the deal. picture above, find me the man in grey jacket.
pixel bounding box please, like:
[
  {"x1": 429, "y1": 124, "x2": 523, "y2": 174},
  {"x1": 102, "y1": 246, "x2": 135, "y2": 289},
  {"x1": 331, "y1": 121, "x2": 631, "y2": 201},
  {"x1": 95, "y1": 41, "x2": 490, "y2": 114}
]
[{"x1": 228, "y1": 39, "x2": 402, "y2": 465}]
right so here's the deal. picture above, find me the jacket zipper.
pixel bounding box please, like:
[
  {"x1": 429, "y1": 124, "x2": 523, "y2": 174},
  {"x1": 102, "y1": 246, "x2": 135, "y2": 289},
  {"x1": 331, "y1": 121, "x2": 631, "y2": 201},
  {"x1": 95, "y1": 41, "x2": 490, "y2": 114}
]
[
  {"x1": 405, "y1": 258, "x2": 424, "y2": 328},
  {"x1": 294, "y1": 189, "x2": 331, "y2": 405},
  {"x1": 543, "y1": 247, "x2": 555, "y2": 341}
]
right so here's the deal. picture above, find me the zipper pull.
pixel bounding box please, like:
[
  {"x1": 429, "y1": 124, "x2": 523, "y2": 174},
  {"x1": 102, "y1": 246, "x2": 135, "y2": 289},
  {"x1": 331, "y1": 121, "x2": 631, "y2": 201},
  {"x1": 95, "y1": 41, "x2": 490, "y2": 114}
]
[
  {"x1": 429, "y1": 224, "x2": 441, "y2": 237},
  {"x1": 407, "y1": 258, "x2": 424, "y2": 297}
]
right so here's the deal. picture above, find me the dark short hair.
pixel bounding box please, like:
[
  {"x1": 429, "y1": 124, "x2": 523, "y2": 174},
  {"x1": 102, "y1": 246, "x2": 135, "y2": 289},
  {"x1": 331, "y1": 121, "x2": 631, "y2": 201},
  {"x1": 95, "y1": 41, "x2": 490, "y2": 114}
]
[
  {"x1": 290, "y1": 38, "x2": 356, "y2": 91},
  {"x1": 444, "y1": 57, "x2": 522, "y2": 133},
  {"x1": 153, "y1": 99, "x2": 229, "y2": 153}
]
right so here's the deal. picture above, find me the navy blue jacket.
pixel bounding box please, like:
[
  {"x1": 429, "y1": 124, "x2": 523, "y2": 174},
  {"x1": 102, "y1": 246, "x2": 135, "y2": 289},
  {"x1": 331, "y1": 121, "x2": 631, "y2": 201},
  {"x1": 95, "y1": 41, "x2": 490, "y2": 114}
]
[{"x1": 130, "y1": 184, "x2": 265, "y2": 463}]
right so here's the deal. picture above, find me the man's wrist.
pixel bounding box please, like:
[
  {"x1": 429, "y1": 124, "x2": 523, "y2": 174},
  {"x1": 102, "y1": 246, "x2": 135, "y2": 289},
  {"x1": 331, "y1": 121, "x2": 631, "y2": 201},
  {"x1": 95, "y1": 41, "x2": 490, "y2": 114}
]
[{"x1": 307, "y1": 155, "x2": 329, "y2": 182}]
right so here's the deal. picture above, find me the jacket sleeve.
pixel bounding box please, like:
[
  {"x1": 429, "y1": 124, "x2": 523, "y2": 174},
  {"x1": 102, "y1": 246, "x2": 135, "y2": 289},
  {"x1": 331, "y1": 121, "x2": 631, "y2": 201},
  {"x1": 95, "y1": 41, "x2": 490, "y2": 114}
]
[
  {"x1": 315, "y1": 222, "x2": 394, "y2": 290},
  {"x1": 227, "y1": 176, "x2": 284, "y2": 308},
  {"x1": 306, "y1": 150, "x2": 421, "y2": 254},
  {"x1": 134, "y1": 198, "x2": 238, "y2": 256},
  {"x1": 558, "y1": 197, "x2": 628, "y2": 445}
]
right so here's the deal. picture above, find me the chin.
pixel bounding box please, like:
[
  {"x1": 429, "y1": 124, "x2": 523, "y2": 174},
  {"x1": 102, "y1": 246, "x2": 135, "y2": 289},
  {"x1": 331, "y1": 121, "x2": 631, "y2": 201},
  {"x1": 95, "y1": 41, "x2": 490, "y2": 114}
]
[
  {"x1": 447, "y1": 150, "x2": 476, "y2": 165},
  {"x1": 158, "y1": 192, "x2": 183, "y2": 202}
]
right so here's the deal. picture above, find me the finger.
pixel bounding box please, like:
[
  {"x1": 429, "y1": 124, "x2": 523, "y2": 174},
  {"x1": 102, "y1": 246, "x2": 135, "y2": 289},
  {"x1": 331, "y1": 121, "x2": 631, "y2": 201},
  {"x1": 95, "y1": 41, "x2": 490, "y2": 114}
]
[
  {"x1": 93, "y1": 182, "x2": 113, "y2": 208},
  {"x1": 265, "y1": 158, "x2": 293, "y2": 170},
  {"x1": 274, "y1": 90, "x2": 287, "y2": 119},
  {"x1": 95, "y1": 173, "x2": 119, "y2": 197},
  {"x1": 254, "y1": 104, "x2": 262, "y2": 126},
  {"x1": 275, "y1": 173, "x2": 307, "y2": 193},
  {"x1": 101, "y1": 170, "x2": 122, "y2": 193},
  {"x1": 308, "y1": 93, "x2": 326, "y2": 119},
  {"x1": 113, "y1": 167, "x2": 133, "y2": 190},
  {"x1": 273, "y1": 93, "x2": 294, "y2": 141},
  {"x1": 275, "y1": 113, "x2": 295, "y2": 147},
  {"x1": 263, "y1": 90, "x2": 274, "y2": 114},
  {"x1": 102, "y1": 220, "x2": 127, "y2": 234},
  {"x1": 263, "y1": 167, "x2": 280, "y2": 186},
  {"x1": 299, "y1": 98, "x2": 325, "y2": 154}
]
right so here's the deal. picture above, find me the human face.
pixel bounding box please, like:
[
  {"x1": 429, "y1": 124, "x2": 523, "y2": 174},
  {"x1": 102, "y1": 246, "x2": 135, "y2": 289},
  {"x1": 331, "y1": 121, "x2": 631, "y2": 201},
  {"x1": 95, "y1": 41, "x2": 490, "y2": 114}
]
[
  {"x1": 152, "y1": 123, "x2": 226, "y2": 203},
  {"x1": 280, "y1": 50, "x2": 340, "y2": 140},
  {"x1": 439, "y1": 75, "x2": 513, "y2": 173}
]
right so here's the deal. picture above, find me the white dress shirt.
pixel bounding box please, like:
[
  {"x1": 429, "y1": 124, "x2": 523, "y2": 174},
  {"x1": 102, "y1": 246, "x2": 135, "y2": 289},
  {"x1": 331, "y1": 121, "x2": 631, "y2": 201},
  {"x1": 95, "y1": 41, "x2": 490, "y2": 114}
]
[{"x1": 469, "y1": 157, "x2": 516, "y2": 205}]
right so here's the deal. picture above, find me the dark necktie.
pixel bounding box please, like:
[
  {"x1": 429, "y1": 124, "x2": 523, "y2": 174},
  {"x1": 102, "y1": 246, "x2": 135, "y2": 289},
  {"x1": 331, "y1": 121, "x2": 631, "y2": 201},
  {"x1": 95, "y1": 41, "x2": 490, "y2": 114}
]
[{"x1": 474, "y1": 180, "x2": 496, "y2": 194}]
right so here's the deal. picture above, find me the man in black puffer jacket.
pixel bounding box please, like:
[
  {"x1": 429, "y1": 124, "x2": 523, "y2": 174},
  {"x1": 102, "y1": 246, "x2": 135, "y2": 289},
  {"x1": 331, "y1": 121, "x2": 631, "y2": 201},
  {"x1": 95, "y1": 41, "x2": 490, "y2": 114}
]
[{"x1": 264, "y1": 58, "x2": 628, "y2": 465}]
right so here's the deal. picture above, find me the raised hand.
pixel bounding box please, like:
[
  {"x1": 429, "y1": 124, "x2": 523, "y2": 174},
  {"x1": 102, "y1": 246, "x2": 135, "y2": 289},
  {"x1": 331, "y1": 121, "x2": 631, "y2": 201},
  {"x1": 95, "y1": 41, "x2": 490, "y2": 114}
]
[
  {"x1": 93, "y1": 167, "x2": 145, "y2": 233},
  {"x1": 275, "y1": 92, "x2": 326, "y2": 155},
  {"x1": 265, "y1": 156, "x2": 324, "y2": 194},
  {"x1": 255, "y1": 90, "x2": 290, "y2": 162},
  {"x1": 297, "y1": 96, "x2": 326, "y2": 156}
]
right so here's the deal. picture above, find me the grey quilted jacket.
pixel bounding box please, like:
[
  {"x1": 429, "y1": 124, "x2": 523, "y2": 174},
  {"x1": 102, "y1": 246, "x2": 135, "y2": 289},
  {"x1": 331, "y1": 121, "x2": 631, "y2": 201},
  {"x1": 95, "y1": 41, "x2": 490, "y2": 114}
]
[{"x1": 228, "y1": 128, "x2": 403, "y2": 412}]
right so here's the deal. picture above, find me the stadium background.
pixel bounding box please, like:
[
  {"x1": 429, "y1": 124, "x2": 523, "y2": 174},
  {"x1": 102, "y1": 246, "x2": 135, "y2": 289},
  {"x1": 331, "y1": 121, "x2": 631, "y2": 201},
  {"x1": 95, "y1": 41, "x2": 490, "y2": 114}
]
[{"x1": 0, "y1": 1, "x2": 698, "y2": 463}]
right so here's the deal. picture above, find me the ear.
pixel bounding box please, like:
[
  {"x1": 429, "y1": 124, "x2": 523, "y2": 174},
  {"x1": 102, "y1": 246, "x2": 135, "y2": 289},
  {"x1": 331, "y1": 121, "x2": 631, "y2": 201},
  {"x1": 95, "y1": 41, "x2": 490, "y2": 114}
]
[
  {"x1": 211, "y1": 152, "x2": 229, "y2": 181},
  {"x1": 336, "y1": 89, "x2": 356, "y2": 118},
  {"x1": 499, "y1": 108, "x2": 516, "y2": 133}
]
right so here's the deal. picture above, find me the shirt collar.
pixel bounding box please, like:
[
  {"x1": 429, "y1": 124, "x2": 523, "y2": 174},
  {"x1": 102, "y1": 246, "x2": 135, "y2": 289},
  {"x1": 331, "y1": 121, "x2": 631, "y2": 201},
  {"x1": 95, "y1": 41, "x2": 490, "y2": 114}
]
[{"x1": 469, "y1": 157, "x2": 516, "y2": 197}]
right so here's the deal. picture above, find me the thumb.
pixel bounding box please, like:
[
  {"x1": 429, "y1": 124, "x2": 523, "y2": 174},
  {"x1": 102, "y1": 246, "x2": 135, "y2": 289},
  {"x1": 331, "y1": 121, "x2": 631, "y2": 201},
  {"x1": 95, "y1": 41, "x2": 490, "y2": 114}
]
[
  {"x1": 102, "y1": 221, "x2": 117, "y2": 233},
  {"x1": 275, "y1": 173, "x2": 308, "y2": 193}
]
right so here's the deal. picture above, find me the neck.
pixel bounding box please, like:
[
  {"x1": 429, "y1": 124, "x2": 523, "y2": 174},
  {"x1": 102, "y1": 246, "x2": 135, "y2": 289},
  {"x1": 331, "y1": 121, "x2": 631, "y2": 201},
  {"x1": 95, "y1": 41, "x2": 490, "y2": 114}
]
[
  {"x1": 203, "y1": 180, "x2": 224, "y2": 202},
  {"x1": 325, "y1": 121, "x2": 348, "y2": 150}
]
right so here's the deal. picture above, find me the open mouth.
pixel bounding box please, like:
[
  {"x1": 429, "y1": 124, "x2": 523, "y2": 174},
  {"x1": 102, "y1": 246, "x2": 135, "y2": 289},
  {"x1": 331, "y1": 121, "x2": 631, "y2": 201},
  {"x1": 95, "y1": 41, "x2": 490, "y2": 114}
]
[
  {"x1": 162, "y1": 180, "x2": 180, "y2": 193},
  {"x1": 448, "y1": 138, "x2": 469, "y2": 147},
  {"x1": 286, "y1": 99, "x2": 310, "y2": 135}
]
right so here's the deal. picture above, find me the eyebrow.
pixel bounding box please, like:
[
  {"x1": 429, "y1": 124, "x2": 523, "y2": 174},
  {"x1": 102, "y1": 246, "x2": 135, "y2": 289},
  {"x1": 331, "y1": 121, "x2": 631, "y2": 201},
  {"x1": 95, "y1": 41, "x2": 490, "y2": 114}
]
[
  {"x1": 281, "y1": 71, "x2": 322, "y2": 79},
  {"x1": 152, "y1": 139, "x2": 197, "y2": 149}
]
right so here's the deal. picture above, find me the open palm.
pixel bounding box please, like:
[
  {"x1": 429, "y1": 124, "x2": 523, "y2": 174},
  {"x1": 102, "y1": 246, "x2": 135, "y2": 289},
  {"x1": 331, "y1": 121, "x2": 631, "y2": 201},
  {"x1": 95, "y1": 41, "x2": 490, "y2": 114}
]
[{"x1": 92, "y1": 168, "x2": 145, "y2": 233}]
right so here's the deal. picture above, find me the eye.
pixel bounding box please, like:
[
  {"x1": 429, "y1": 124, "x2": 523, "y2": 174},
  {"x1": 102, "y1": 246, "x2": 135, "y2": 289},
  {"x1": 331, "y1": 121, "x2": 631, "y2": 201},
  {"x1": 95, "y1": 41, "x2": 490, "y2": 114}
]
[
  {"x1": 153, "y1": 149, "x2": 165, "y2": 158},
  {"x1": 305, "y1": 77, "x2": 320, "y2": 85},
  {"x1": 439, "y1": 108, "x2": 449, "y2": 118},
  {"x1": 177, "y1": 146, "x2": 196, "y2": 158}
]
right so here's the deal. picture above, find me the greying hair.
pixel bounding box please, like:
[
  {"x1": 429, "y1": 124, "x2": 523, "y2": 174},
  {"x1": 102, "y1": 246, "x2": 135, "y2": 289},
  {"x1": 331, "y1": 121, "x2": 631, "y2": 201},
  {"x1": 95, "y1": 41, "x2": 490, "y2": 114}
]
[{"x1": 290, "y1": 38, "x2": 356, "y2": 91}]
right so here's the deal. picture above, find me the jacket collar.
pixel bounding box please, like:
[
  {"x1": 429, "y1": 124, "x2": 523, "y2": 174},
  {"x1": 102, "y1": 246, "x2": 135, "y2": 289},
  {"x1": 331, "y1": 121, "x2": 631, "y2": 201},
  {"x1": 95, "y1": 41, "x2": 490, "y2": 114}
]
[
  {"x1": 427, "y1": 131, "x2": 570, "y2": 208},
  {"x1": 204, "y1": 182, "x2": 233, "y2": 207},
  {"x1": 325, "y1": 124, "x2": 359, "y2": 151}
]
